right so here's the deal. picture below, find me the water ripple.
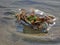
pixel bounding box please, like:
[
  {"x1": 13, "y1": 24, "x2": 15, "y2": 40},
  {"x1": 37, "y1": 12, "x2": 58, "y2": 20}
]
[
  {"x1": 11, "y1": 0, "x2": 60, "y2": 8},
  {"x1": 11, "y1": 0, "x2": 40, "y2": 5},
  {"x1": 0, "y1": 5, "x2": 7, "y2": 8}
]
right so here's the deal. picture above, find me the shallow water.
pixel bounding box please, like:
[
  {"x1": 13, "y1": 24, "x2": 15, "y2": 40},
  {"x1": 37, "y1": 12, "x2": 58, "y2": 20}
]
[{"x1": 0, "y1": 0, "x2": 60, "y2": 45}]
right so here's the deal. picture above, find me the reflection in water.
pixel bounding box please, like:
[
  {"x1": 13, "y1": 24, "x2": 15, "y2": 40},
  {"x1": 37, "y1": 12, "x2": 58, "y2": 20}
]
[{"x1": 16, "y1": 22, "x2": 24, "y2": 32}]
